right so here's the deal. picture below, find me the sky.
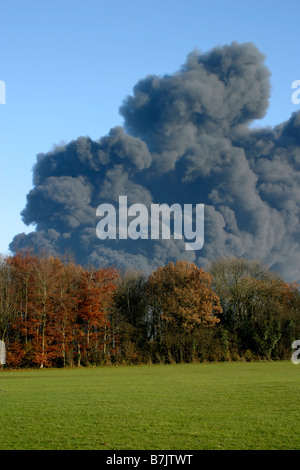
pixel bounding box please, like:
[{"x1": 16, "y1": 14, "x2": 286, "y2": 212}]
[{"x1": 1, "y1": 0, "x2": 300, "y2": 277}]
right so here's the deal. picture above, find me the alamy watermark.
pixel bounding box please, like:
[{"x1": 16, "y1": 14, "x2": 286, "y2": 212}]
[
  {"x1": 0, "y1": 80, "x2": 6, "y2": 104},
  {"x1": 96, "y1": 196, "x2": 204, "y2": 250},
  {"x1": 292, "y1": 80, "x2": 300, "y2": 105},
  {"x1": 0, "y1": 340, "x2": 6, "y2": 365},
  {"x1": 292, "y1": 340, "x2": 300, "y2": 365}
]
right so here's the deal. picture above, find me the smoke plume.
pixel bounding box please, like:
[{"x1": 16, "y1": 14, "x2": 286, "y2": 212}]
[{"x1": 10, "y1": 42, "x2": 300, "y2": 282}]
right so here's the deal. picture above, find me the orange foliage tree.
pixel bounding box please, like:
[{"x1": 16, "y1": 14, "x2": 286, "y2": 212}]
[
  {"x1": 2, "y1": 252, "x2": 119, "y2": 367},
  {"x1": 75, "y1": 266, "x2": 119, "y2": 366},
  {"x1": 147, "y1": 260, "x2": 222, "y2": 362}
]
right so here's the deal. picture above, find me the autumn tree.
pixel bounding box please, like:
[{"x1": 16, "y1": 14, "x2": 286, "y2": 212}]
[
  {"x1": 147, "y1": 261, "x2": 222, "y2": 362},
  {"x1": 1, "y1": 252, "x2": 119, "y2": 368},
  {"x1": 47, "y1": 256, "x2": 82, "y2": 367},
  {"x1": 28, "y1": 255, "x2": 59, "y2": 367},
  {"x1": 5, "y1": 252, "x2": 37, "y2": 366},
  {"x1": 1, "y1": 251, "x2": 299, "y2": 367},
  {"x1": 75, "y1": 266, "x2": 118, "y2": 366}
]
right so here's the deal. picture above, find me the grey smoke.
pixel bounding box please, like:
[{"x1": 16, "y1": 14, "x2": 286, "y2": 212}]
[{"x1": 10, "y1": 42, "x2": 300, "y2": 282}]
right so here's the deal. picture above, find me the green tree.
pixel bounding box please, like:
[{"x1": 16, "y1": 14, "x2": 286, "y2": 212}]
[
  {"x1": 209, "y1": 256, "x2": 284, "y2": 358},
  {"x1": 113, "y1": 270, "x2": 149, "y2": 362}
]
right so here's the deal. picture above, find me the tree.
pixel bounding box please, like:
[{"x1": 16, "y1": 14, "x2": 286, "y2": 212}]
[
  {"x1": 0, "y1": 255, "x2": 17, "y2": 345},
  {"x1": 7, "y1": 252, "x2": 36, "y2": 346},
  {"x1": 5, "y1": 252, "x2": 37, "y2": 366},
  {"x1": 113, "y1": 270, "x2": 149, "y2": 362},
  {"x1": 209, "y1": 257, "x2": 278, "y2": 325},
  {"x1": 209, "y1": 256, "x2": 285, "y2": 358},
  {"x1": 274, "y1": 281, "x2": 300, "y2": 358},
  {"x1": 47, "y1": 256, "x2": 82, "y2": 367},
  {"x1": 75, "y1": 266, "x2": 118, "y2": 365},
  {"x1": 29, "y1": 255, "x2": 58, "y2": 367},
  {"x1": 147, "y1": 261, "x2": 222, "y2": 362}
]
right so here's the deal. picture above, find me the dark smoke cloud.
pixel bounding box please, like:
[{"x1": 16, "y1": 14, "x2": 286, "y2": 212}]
[{"x1": 10, "y1": 42, "x2": 300, "y2": 282}]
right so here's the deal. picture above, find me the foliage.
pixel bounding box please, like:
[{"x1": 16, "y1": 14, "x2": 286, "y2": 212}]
[
  {"x1": 209, "y1": 256, "x2": 299, "y2": 359},
  {"x1": 0, "y1": 252, "x2": 118, "y2": 367},
  {"x1": 0, "y1": 253, "x2": 299, "y2": 367},
  {"x1": 147, "y1": 261, "x2": 222, "y2": 362}
]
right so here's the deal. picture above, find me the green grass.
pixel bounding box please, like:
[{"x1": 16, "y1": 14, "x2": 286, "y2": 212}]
[{"x1": 0, "y1": 361, "x2": 299, "y2": 450}]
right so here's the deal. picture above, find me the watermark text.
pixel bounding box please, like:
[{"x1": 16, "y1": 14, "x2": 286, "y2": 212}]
[
  {"x1": 0, "y1": 80, "x2": 6, "y2": 104},
  {"x1": 96, "y1": 196, "x2": 204, "y2": 250},
  {"x1": 292, "y1": 80, "x2": 300, "y2": 104},
  {"x1": 292, "y1": 340, "x2": 300, "y2": 364},
  {"x1": 0, "y1": 340, "x2": 6, "y2": 365}
]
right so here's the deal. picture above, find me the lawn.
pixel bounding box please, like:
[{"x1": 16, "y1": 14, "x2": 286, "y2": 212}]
[{"x1": 0, "y1": 361, "x2": 299, "y2": 450}]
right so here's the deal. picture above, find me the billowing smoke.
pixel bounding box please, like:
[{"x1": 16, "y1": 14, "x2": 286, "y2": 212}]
[{"x1": 10, "y1": 42, "x2": 300, "y2": 282}]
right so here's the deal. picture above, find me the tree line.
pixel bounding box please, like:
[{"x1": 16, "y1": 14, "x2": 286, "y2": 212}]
[{"x1": 0, "y1": 252, "x2": 299, "y2": 368}]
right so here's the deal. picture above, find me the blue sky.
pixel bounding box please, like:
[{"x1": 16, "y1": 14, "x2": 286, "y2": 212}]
[{"x1": 1, "y1": 0, "x2": 299, "y2": 255}]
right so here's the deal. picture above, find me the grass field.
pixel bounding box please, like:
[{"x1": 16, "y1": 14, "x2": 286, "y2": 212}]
[{"x1": 0, "y1": 361, "x2": 299, "y2": 450}]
